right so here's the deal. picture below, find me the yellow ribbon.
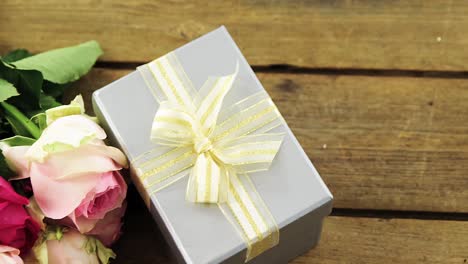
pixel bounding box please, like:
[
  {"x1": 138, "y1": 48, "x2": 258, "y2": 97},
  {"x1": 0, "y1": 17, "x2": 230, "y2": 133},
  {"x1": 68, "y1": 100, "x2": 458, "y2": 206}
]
[{"x1": 134, "y1": 52, "x2": 284, "y2": 261}]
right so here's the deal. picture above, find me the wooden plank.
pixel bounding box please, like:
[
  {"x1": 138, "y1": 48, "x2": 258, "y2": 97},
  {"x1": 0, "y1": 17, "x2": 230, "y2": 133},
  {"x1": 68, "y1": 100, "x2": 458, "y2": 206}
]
[
  {"x1": 292, "y1": 216, "x2": 468, "y2": 264},
  {"x1": 67, "y1": 68, "x2": 468, "y2": 213},
  {"x1": 110, "y1": 188, "x2": 468, "y2": 264},
  {"x1": 263, "y1": 73, "x2": 468, "y2": 213},
  {"x1": 3, "y1": 1, "x2": 468, "y2": 71}
]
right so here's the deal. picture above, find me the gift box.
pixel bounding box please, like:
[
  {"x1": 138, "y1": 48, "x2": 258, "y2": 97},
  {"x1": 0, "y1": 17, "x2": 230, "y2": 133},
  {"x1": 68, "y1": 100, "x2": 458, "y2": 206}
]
[{"x1": 92, "y1": 26, "x2": 333, "y2": 264}]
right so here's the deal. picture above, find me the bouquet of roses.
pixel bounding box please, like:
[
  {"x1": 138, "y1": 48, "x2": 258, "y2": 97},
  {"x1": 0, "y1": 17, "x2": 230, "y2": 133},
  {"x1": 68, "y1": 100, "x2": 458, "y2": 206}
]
[{"x1": 0, "y1": 42, "x2": 128, "y2": 263}]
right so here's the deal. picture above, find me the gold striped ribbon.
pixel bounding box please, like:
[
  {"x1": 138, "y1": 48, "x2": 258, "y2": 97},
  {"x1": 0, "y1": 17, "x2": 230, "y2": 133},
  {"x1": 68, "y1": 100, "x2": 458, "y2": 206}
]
[{"x1": 134, "y1": 52, "x2": 284, "y2": 261}]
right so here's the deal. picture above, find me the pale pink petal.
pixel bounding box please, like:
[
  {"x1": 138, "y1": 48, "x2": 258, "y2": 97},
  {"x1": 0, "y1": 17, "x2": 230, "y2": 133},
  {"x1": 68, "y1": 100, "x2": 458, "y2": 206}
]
[
  {"x1": 67, "y1": 213, "x2": 100, "y2": 233},
  {"x1": 2, "y1": 146, "x2": 30, "y2": 180},
  {"x1": 83, "y1": 144, "x2": 128, "y2": 168},
  {"x1": 0, "y1": 245, "x2": 23, "y2": 264},
  {"x1": 30, "y1": 164, "x2": 101, "y2": 219},
  {"x1": 0, "y1": 245, "x2": 20, "y2": 255},
  {"x1": 34, "y1": 145, "x2": 121, "y2": 181},
  {"x1": 85, "y1": 171, "x2": 127, "y2": 219},
  {"x1": 87, "y1": 202, "x2": 127, "y2": 246},
  {"x1": 64, "y1": 171, "x2": 127, "y2": 233},
  {"x1": 46, "y1": 230, "x2": 100, "y2": 264}
]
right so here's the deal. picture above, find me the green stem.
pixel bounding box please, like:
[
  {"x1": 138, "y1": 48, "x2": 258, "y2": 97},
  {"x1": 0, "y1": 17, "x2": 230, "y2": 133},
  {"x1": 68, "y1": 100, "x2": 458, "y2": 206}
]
[{"x1": 1, "y1": 101, "x2": 41, "y2": 139}]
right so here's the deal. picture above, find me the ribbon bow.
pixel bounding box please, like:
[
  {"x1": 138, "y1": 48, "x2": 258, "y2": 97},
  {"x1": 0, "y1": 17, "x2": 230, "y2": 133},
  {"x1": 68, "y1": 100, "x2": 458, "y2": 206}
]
[{"x1": 136, "y1": 53, "x2": 284, "y2": 261}]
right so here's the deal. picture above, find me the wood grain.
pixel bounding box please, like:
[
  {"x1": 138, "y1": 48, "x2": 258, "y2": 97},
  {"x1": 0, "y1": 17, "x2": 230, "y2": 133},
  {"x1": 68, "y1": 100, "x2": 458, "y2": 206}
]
[
  {"x1": 112, "y1": 187, "x2": 468, "y2": 264},
  {"x1": 66, "y1": 68, "x2": 468, "y2": 213},
  {"x1": 292, "y1": 216, "x2": 468, "y2": 264},
  {"x1": 2, "y1": 1, "x2": 468, "y2": 71}
]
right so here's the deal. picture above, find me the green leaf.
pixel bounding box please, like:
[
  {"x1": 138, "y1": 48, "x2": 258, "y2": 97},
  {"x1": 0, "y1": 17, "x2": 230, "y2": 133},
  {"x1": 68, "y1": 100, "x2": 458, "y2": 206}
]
[
  {"x1": 84, "y1": 237, "x2": 116, "y2": 264},
  {"x1": 42, "y1": 80, "x2": 69, "y2": 99},
  {"x1": 0, "y1": 78, "x2": 19, "y2": 102},
  {"x1": 96, "y1": 239, "x2": 116, "y2": 264},
  {"x1": 1, "y1": 135, "x2": 36, "y2": 147},
  {"x1": 5, "y1": 115, "x2": 30, "y2": 137},
  {"x1": 1, "y1": 49, "x2": 32, "y2": 63},
  {"x1": 0, "y1": 61, "x2": 19, "y2": 87},
  {"x1": 0, "y1": 62, "x2": 43, "y2": 110},
  {"x1": 11, "y1": 41, "x2": 103, "y2": 84},
  {"x1": 31, "y1": 113, "x2": 47, "y2": 131},
  {"x1": 39, "y1": 93, "x2": 61, "y2": 110},
  {"x1": 1, "y1": 101, "x2": 41, "y2": 138},
  {"x1": 17, "y1": 70, "x2": 43, "y2": 104}
]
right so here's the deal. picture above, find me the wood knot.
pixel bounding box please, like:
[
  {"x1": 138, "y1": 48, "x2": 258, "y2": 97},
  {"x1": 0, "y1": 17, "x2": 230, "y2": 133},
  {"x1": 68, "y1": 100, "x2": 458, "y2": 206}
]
[
  {"x1": 174, "y1": 21, "x2": 207, "y2": 40},
  {"x1": 277, "y1": 79, "x2": 300, "y2": 93}
]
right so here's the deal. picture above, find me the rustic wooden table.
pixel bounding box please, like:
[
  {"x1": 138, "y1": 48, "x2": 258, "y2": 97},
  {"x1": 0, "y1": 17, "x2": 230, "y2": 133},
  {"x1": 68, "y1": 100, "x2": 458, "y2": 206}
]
[{"x1": 2, "y1": 1, "x2": 468, "y2": 263}]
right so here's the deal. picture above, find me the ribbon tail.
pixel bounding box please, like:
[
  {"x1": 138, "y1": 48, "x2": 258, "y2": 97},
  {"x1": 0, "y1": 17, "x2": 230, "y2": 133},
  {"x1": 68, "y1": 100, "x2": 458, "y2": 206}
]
[
  {"x1": 186, "y1": 153, "x2": 229, "y2": 203},
  {"x1": 218, "y1": 169, "x2": 279, "y2": 262}
]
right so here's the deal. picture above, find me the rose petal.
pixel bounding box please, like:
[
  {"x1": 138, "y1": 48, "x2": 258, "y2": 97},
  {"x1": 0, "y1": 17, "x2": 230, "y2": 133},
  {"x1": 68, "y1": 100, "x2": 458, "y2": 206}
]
[
  {"x1": 45, "y1": 230, "x2": 100, "y2": 264},
  {"x1": 0, "y1": 202, "x2": 31, "y2": 227},
  {"x1": 0, "y1": 245, "x2": 23, "y2": 264},
  {"x1": 85, "y1": 171, "x2": 127, "y2": 219},
  {"x1": 87, "y1": 202, "x2": 127, "y2": 246},
  {"x1": 0, "y1": 177, "x2": 28, "y2": 205},
  {"x1": 45, "y1": 95, "x2": 85, "y2": 125},
  {"x1": 2, "y1": 146, "x2": 31, "y2": 181},
  {"x1": 0, "y1": 245, "x2": 20, "y2": 255},
  {"x1": 82, "y1": 144, "x2": 128, "y2": 169},
  {"x1": 65, "y1": 171, "x2": 127, "y2": 233},
  {"x1": 26, "y1": 115, "x2": 107, "y2": 162},
  {"x1": 0, "y1": 205, "x2": 40, "y2": 253},
  {"x1": 30, "y1": 165, "x2": 101, "y2": 219},
  {"x1": 34, "y1": 145, "x2": 122, "y2": 181}
]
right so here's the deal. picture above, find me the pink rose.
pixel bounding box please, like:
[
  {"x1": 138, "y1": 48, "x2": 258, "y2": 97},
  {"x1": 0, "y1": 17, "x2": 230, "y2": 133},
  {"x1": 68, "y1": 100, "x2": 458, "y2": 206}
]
[
  {"x1": 0, "y1": 177, "x2": 40, "y2": 254},
  {"x1": 3, "y1": 115, "x2": 128, "y2": 233},
  {"x1": 33, "y1": 227, "x2": 116, "y2": 264},
  {"x1": 0, "y1": 245, "x2": 23, "y2": 264},
  {"x1": 59, "y1": 170, "x2": 127, "y2": 234},
  {"x1": 87, "y1": 202, "x2": 127, "y2": 246}
]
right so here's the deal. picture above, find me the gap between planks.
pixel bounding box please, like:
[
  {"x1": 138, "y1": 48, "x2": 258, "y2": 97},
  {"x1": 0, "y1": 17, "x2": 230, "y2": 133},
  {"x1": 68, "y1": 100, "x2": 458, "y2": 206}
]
[
  {"x1": 95, "y1": 61, "x2": 468, "y2": 79},
  {"x1": 332, "y1": 208, "x2": 468, "y2": 222}
]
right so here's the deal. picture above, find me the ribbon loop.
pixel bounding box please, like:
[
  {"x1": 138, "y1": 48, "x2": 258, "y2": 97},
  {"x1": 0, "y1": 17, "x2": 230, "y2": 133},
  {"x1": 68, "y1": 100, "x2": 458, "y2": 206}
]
[
  {"x1": 213, "y1": 133, "x2": 284, "y2": 173},
  {"x1": 150, "y1": 101, "x2": 196, "y2": 146},
  {"x1": 196, "y1": 63, "x2": 239, "y2": 135},
  {"x1": 136, "y1": 52, "x2": 283, "y2": 262}
]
